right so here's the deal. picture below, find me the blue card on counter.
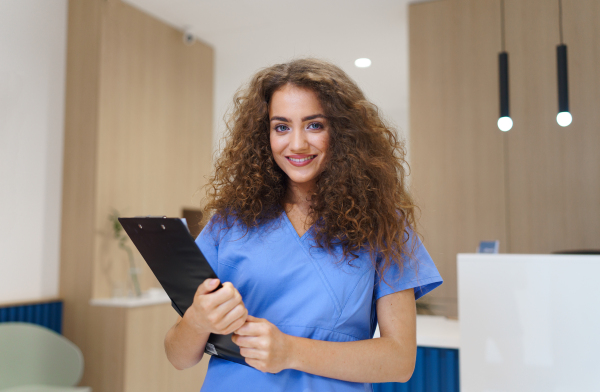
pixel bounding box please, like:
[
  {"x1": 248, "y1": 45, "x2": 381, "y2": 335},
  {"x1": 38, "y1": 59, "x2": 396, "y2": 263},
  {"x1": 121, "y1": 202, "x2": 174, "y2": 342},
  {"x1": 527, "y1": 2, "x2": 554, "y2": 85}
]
[{"x1": 477, "y1": 240, "x2": 500, "y2": 254}]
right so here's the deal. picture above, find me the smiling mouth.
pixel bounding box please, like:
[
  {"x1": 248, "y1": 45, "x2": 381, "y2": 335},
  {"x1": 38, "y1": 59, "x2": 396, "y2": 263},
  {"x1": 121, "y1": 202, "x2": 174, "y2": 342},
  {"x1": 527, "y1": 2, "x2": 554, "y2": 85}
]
[
  {"x1": 287, "y1": 155, "x2": 316, "y2": 163},
  {"x1": 286, "y1": 155, "x2": 317, "y2": 167}
]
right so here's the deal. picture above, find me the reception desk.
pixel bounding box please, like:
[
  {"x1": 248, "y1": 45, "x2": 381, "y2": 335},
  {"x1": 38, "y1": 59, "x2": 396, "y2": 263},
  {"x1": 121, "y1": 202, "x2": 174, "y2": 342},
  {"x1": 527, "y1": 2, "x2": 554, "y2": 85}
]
[{"x1": 458, "y1": 254, "x2": 600, "y2": 392}]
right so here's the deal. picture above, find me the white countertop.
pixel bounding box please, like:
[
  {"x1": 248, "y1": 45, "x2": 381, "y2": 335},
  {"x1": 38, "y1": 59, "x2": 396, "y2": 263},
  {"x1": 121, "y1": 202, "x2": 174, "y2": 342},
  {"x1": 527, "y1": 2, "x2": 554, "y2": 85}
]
[
  {"x1": 89, "y1": 288, "x2": 171, "y2": 307},
  {"x1": 373, "y1": 314, "x2": 459, "y2": 349},
  {"x1": 415, "y1": 315, "x2": 459, "y2": 349}
]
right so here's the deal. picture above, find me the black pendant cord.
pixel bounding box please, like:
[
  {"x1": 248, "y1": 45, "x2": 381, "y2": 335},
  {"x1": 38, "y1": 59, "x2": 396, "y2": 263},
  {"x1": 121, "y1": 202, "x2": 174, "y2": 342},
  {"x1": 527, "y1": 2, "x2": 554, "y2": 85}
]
[
  {"x1": 558, "y1": 0, "x2": 564, "y2": 45},
  {"x1": 498, "y1": 0, "x2": 509, "y2": 119},
  {"x1": 556, "y1": 0, "x2": 569, "y2": 115},
  {"x1": 500, "y1": 0, "x2": 506, "y2": 52}
]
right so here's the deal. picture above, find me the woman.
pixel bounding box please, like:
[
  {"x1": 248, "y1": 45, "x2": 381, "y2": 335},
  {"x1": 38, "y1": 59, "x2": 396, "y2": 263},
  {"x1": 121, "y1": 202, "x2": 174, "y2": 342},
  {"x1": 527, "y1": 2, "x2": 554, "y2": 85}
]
[{"x1": 165, "y1": 58, "x2": 442, "y2": 391}]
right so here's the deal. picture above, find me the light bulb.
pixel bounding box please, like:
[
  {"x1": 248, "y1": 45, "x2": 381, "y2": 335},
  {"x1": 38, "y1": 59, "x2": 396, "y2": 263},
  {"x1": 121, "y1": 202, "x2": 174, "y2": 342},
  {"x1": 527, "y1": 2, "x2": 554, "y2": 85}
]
[
  {"x1": 354, "y1": 58, "x2": 371, "y2": 68},
  {"x1": 497, "y1": 116, "x2": 513, "y2": 132},
  {"x1": 557, "y1": 111, "x2": 572, "y2": 127}
]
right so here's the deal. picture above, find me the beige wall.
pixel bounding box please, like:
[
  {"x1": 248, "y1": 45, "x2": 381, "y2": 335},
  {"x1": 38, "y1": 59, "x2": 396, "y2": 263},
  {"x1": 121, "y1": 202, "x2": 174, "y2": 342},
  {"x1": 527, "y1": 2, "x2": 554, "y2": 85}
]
[
  {"x1": 409, "y1": 0, "x2": 600, "y2": 318},
  {"x1": 60, "y1": 0, "x2": 213, "y2": 390}
]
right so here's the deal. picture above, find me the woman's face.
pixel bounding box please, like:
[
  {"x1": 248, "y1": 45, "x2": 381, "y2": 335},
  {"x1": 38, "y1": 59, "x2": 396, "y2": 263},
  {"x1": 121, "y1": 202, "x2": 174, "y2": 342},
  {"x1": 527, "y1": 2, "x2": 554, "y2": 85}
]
[{"x1": 269, "y1": 84, "x2": 330, "y2": 191}]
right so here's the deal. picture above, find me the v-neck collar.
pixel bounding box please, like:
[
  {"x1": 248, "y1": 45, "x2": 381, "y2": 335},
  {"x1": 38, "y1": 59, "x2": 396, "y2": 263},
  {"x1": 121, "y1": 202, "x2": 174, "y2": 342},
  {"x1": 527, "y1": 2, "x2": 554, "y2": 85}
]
[
  {"x1": 280, "y1": 212, "x2": 343, "y2": 315},
  {"x1": 281, "y1": 211, "x2": 312, "y2": 241}
]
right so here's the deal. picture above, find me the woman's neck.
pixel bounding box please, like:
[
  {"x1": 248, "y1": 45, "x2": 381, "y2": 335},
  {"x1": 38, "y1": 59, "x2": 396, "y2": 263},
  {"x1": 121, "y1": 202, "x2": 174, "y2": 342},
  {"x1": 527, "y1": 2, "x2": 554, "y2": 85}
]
[
  {"x1": 282, "y1": 180, "x2": 317, "y2": 236},
  {"x1": 283, "y1": 180, "x2": 316, "y2": 214}
]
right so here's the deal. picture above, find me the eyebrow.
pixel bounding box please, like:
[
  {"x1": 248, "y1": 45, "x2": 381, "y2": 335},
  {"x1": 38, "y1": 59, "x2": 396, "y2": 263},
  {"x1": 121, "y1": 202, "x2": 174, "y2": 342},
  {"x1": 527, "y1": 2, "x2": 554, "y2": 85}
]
[{"x1": 270, "y1": 114, "x2": 326, "y2": 122}]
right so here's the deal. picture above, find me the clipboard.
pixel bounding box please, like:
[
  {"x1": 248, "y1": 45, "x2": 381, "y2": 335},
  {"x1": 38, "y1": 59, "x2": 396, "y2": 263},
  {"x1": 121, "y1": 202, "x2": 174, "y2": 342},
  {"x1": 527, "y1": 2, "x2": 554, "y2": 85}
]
[{"x1": 118, "y1": 216, "x2": 247, "y2": 366}]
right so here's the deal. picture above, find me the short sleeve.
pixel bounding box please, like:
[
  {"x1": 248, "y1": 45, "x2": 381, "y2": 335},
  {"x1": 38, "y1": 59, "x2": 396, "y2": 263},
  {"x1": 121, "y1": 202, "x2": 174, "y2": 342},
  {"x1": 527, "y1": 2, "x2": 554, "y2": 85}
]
[
  {"x1": 194, "y1": 215, "x2": 223, "y2": 274},
  {"x1": 374, "y1": 231, "x2": 443, "y2": 301}
]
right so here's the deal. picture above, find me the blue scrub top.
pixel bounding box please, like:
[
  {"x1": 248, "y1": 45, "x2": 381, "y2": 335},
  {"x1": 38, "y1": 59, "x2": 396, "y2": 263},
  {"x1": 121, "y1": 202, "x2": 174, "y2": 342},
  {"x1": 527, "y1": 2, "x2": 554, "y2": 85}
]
[{"x1": 195, "y1": 213, "x2": 442, "y2": 392}]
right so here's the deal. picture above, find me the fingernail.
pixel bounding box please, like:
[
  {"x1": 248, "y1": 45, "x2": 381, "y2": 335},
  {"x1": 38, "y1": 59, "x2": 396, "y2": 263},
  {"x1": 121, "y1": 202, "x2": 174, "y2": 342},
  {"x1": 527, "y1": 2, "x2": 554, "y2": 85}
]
[{"x1": 209, "y1": 278, "x2": 218, "y2": 285}]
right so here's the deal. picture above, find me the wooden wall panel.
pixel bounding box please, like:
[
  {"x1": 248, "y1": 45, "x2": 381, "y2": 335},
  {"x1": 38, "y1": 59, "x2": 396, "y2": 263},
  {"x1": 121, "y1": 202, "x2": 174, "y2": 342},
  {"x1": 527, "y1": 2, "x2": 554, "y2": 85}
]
[
  {"x1": 93, "y1": 0, "x2": 214, "y2": 299},
  {"x1": 60, "y1": 0, "x2": 103, "y2": 369},
  {"x1": 124, "y1": 305, "x2": 210, "y2": 392},
  {"x1": 409, "y1": 0, "x2": 507, "y2": 318},
  {"x1": 61, "y1": 1, "x2": 214, "y2": 391},
  {"x1": 506, "y1": 0, "x2": 600, "y2": 253},
  {"x1": 85, "y1": 306, "x2": 127, "y2": 392}
]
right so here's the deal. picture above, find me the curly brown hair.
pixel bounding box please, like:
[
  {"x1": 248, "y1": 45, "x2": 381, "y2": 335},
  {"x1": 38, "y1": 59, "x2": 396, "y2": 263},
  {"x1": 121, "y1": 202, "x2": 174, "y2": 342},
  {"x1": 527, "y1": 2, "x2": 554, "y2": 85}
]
[{"x1": 204, "y1": 58, "x2": 419, "y2": 280}]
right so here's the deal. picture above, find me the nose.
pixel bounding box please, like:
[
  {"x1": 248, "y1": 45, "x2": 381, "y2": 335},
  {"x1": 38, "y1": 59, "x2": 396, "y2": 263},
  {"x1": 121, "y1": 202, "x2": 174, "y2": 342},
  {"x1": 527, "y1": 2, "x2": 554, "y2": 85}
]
[{"x1": 289, "y1": 128, "x2": 309, "y2": 152}]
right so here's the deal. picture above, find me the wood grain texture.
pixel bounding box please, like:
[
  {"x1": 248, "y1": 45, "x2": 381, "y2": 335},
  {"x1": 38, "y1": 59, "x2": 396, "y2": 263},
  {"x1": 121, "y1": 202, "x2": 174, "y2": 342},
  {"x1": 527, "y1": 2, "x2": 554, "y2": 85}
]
[
  {"x1": 60, "y1": 0, "x2": 214, "y2": 391},
  {"x1": 409, "y1": 0, "x2": 507, "y2": 318},
  {"x1": 93, "y1": 0, "x2": 214, "y2": 299},
  {"x1": 85, "y1": 306, "x2": 127, "y2": 392},
  {"x1": 60, "y1": 0, "x2": 103, "y2": 373},
  {"x1": 505, "y1": 0, "x2": 600, "y2": 253},
  {"x1": 124, "y1": 305, "x2": 209, "y2": 392}
]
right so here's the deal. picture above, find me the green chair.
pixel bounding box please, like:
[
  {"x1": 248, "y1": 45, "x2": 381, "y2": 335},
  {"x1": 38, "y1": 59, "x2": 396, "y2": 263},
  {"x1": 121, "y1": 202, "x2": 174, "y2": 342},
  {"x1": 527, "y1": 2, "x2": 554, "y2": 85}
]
[{"x1": 0, "y1": 323, "x2": 91, "y2": 392}]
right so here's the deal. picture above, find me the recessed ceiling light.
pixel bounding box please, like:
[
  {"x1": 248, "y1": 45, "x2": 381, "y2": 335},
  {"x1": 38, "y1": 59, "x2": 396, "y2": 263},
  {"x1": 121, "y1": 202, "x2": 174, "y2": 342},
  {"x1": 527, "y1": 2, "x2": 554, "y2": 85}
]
[{"x1": 354, "y1": 58, "x2": 371, "y2": 68}]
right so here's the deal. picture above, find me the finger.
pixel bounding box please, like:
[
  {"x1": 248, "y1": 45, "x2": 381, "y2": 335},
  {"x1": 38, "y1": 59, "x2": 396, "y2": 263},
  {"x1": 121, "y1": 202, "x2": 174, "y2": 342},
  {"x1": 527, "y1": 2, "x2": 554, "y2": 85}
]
[
  {"x1": 195, "y1": 278, "x2": 220, "y2": 296},
  {"x1": 245, "y1": 358, "x2": 263, "y2": 370},
  {"x1": 211, "y1": 292, "x2": 244, "y2": 323},
  {"x1": 236, "y1": 314, "x2": 263, "y2": 328},
  {"x1": 219, "y1": 305, "x2": 248, "y2": 334},
  {"x1": 214, "y1": 288, "x2": 243, "y2": 313},
  {"x1": 207, "y1": 282, "x2": 238, "y2": 305},
  {"x1": 199, "y1": 282, "x2": 238, "y2": 314},
  {"x1": 239, "y1": 347, "x2": 262, "y2": 360},
  {"x1": 232, "y1": 334, "x2": 261, "y2": 348},
  {"x1": 234, "y1": 320, "x2": 264, "y2": 336},
  {"x1": 225, "y1": 314, "x2": 247, "y2": 335}
]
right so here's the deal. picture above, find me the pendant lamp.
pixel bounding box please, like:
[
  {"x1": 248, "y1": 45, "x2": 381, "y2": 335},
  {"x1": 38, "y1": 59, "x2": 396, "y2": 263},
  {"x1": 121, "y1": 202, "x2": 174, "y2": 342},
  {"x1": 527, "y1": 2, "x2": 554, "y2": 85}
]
[
  {"x1": 556, "y1": 0, "x2": 571, "y2": 127},
  {"x1": 497, "y1": 0, "x2": 512, "y2": 132}
]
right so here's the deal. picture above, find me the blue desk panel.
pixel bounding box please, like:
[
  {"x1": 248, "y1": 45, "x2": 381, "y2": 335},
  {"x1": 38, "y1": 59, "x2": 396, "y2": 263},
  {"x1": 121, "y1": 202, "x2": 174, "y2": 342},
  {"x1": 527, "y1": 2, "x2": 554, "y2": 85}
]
[
  {"x1": 373, "y1": 347, "x2": 459, "y2": 392},
  {"x1": 0, "y1": 300, "x2": 63, "y2": 334}
]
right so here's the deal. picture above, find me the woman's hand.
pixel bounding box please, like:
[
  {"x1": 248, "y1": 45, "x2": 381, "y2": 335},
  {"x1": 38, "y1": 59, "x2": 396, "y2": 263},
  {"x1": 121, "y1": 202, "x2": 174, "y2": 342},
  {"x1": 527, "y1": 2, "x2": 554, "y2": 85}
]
[
  {"x1": 232, "y1": 315, "x2": 293, "y2": 373},
  {"x1": 183, "y1": 278, "x2": 248, "y2": 335},
  {"x1": 165, "y1": 279, "x2": 247, "y2": 370}
]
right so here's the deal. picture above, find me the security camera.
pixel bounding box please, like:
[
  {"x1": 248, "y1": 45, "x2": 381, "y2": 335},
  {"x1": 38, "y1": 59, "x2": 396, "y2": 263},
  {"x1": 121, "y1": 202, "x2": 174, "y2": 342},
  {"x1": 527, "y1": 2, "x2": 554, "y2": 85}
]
[{"x1": 183, "y1": 30, "x2": 195, "y2": 46}]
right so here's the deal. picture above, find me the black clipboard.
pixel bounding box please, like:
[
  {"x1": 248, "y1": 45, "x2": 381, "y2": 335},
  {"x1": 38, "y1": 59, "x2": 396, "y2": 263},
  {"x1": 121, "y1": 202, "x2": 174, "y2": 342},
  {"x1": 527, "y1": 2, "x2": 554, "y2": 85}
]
[{"x1": 118, "y1": 216, "x2": 247, "y2": 366}]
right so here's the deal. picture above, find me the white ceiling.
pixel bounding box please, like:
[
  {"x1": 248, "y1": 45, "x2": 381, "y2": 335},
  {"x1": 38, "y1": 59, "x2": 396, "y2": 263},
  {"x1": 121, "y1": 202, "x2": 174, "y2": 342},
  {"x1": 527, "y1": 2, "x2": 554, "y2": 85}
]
[{"x1": 123, "y1": 0, "x2": 417, "y2": 145}]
